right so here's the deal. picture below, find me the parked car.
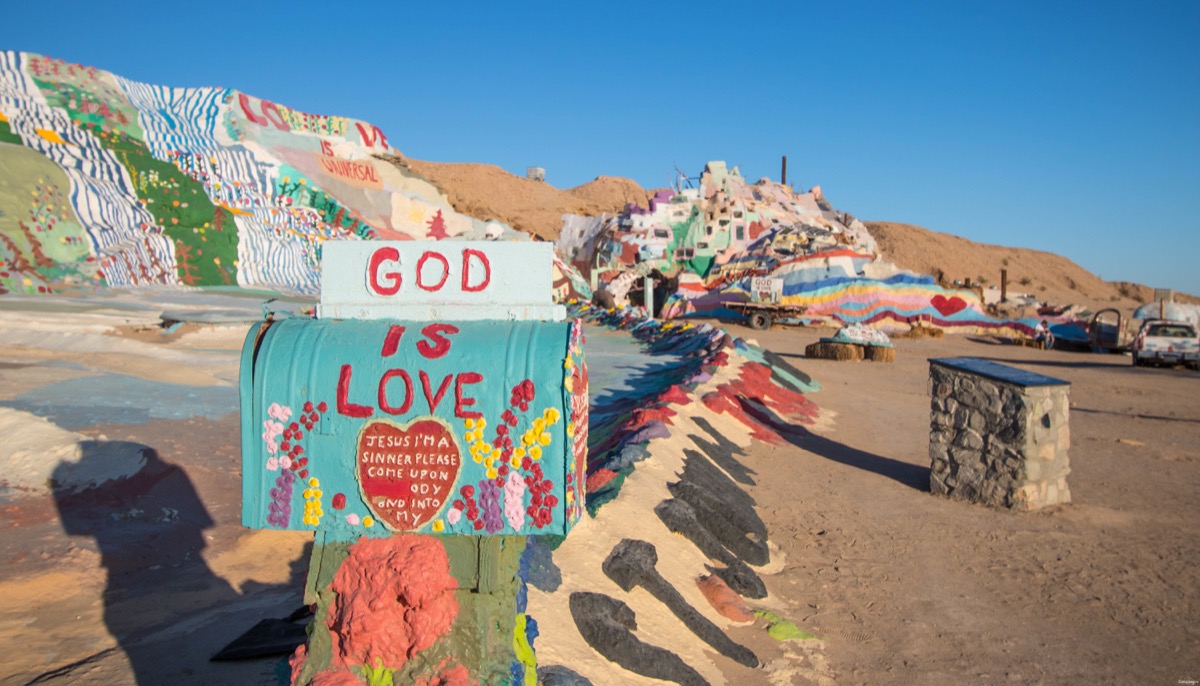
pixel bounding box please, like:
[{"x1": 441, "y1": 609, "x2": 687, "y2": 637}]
[{"x1": 1131, "y1": 319, "x2": 1200, "y2": 368}]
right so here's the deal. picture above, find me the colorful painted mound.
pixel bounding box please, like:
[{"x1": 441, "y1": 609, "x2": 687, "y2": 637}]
[
  {"x1": 558, "y1": 161, "x2": 1039, "y2": 336},
  {"x1": 0, "y1": 52, "x2": 523, "y2": 296},
  {"x1": 525, "y1": 303, "x2": 833, "y2": 684}
]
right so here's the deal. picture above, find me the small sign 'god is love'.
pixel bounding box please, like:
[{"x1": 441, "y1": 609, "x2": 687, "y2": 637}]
[
  {"x1": 356, "y1": 418, "x2": 461, "y2": 531},
  {"x1": 240, "y1": 241, "x2": 586, "y2": 537}
]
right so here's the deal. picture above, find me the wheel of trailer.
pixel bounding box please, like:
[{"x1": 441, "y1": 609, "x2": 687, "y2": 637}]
[{"x1": 748, "y1": 312, "x2": 772, "y2": 330}]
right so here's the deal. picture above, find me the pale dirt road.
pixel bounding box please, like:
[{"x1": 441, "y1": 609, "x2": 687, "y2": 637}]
[{"x1": 721, "y1": 320, "x2": 1200, "y2": 685}]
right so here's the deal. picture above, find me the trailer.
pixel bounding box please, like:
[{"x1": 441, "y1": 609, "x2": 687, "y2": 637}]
[
  {"x1": 728, "y1": 276, "x2": 806, "y2": 329},
  {"x1": 728, "y1": 301, "x2": 808, "y2": 330}
]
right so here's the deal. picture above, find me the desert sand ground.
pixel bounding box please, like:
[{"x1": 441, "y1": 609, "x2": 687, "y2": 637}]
[
  {"x1": 725, "y1": 320, "x2": 1200, "y2": 685},
  {"x1": 1, "y1": 301, "x2": 1197, "y2": 685}
]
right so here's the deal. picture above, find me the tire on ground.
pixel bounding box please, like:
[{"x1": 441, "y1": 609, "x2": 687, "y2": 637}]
[{"x1": 748, "y1": 312, "x2": 772, "y2": 330}]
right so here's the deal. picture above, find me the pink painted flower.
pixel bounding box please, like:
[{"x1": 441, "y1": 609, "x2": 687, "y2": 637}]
[
  {"x1": 266, "y1": 457, "x2": 279, "y2": 471},
  {"x1": 280, "y1": 456, "x2": 292, "y2": 469},
  {"x1": 503, "y1": 471, "x2": 527, "y2": 530},
  {"x1": 268, "y1": 402, "x2": 293, "y2": 422},
  {"x1": 446, "y1": 508, "x2": 462, "y2": 526},
  {"x1": 345, "y1": 513, "x2": 361, "y2": 526}
]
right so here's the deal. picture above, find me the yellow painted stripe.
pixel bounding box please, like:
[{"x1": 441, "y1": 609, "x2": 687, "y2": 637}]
[{"x1": 35, "y1": 128, "x2": 67, "y2": 144}]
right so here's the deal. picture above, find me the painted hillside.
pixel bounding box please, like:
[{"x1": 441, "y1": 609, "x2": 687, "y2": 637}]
[
  {"x1": 0, "y1": 51, "x2": 531, "y2": 297},
  {"x1": 557, "y1": 162, "x2": 1038, "y2": 335}
]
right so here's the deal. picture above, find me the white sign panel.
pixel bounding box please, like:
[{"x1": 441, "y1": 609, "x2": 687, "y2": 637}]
[
  {"x1": 319, "y1": 241, "x2": 565, "y2": 321},
  {"x1": 751, "y1": 276, "x2": 783, "y2": 300}
]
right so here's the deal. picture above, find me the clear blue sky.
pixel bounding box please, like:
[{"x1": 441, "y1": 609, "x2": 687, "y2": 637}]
[{"x1": 4, "y1": 0, "x2": 1198, "y2": 294}]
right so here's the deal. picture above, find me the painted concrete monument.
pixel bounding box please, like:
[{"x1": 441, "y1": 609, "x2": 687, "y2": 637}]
[{"x1": 241, "y1": 241, "x2": 584, "y2": 684}]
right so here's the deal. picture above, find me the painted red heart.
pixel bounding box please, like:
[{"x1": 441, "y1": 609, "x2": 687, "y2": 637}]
[
  {"x1": 357, "y1": 418, "x2": 462, "y2": 531},
  {"x1": 930, "y1": 295, "x2": 968, "y2": 317}
]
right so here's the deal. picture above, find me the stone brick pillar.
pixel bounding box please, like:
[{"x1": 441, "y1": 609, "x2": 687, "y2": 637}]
[{"x1": 928, "y1": 357, "x2": 1071, "y2": 511}]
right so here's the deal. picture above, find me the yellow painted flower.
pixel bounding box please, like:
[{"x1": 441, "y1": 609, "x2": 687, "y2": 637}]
[
  {"x1": 363, "y1": 516, "x2": 374, "y2": 528},
  {"x1": 530, "y1": 446, "x2": 542, "y2": 461},
  {"x1": 432, "y1": 519, "x2": 445, "y2": 532}
]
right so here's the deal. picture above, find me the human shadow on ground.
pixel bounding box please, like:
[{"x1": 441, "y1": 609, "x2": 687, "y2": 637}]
[{"x1": 48, "y1": 442, "x2": 309, "y2": 685}]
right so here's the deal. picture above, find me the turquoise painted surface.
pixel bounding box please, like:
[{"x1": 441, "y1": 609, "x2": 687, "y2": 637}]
[{"x1": 240, "y1": 318, "x2": 585, "y2": 538}]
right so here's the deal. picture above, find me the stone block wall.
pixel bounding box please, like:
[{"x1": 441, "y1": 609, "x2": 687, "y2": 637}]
[{"x1": 929, "y1": 358, "x2": 1071, "y2": 511}]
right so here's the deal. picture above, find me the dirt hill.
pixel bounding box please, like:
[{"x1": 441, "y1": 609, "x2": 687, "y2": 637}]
[
  {"x1": 866, "y1": 221, "x2": 1197, "y2": 314},
  {"x1": 404, "y1": 160, "x2": 650, "y2": 240}
]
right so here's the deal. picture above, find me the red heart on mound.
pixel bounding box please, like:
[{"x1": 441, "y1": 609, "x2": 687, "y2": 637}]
[
  {"x1": 930, "y1": 295, "x2": 968, "y2": 317},
  {"x1": 357, "y1": 418, "x2": 461, "y2": 531}
]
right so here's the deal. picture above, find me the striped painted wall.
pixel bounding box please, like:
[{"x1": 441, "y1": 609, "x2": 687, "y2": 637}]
[{"x1": 0, "y1": 52, "x2": 515, "y2": 296}]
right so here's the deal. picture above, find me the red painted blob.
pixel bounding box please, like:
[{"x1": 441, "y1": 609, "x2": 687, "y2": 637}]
[{"x1": 325, "y1": 535, "x2": 459, "y2": 670}]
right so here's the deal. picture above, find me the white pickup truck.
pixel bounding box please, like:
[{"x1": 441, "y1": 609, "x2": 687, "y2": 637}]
[{"x1": 1131, "y1": 319, "x2": 1200, "y2": 368}]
